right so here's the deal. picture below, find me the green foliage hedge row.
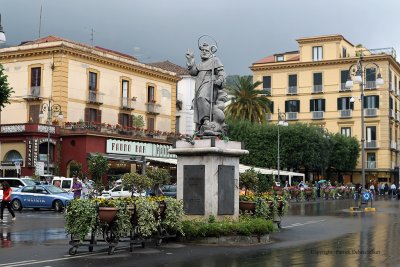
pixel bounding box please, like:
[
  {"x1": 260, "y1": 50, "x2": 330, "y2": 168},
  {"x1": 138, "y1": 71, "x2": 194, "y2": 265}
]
[{"x1": 182, "y1": 217, "x2": 274, "y2": 238}]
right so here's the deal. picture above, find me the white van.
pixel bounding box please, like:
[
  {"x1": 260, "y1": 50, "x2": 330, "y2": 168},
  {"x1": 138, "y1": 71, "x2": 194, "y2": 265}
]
[
  {"x1": 0, "y1": 177, "x2": 37, "y2": 201},
  {"x1": 52, "y1": 177, "x2": 74, "y2": 191}
]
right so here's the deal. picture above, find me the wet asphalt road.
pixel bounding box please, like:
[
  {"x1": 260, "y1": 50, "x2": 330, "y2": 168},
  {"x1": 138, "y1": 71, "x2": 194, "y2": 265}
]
[{"x1": 1, "y1": 197, "x2": 400, "y2": 267}]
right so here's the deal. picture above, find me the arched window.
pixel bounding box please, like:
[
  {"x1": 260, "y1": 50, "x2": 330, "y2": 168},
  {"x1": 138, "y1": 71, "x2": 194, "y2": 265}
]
[{"x1": 4, "y1": 150, "x2": 23, "y2": 163}]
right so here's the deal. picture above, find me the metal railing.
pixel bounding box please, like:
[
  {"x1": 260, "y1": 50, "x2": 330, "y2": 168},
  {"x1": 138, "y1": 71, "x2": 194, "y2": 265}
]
[
  {"x1": 261, "y1": 88, "x2": 271, "y2": 95},
  {"x1": 366, "y1": 140, "x2": 377, "y2": 148},
  {"x1": 312, "y1": 111, "x2": 324, "y2": 119},
  {"x1": 30, "y1": 86, "x2": 40, "y2": 97},
  {"x1": 339, "y1": 109, "x2": 352, "y2": 118},
  {"x1": 287, "y1": 86, "x2": 297, "y2": 94},
  {"x1": 121, "y1": 97, "x2": 136, "y2": 109},
  {"x1": 391, "y1": 141, "x2": 397, "y2": 150},
  {"x1": 391, "y1": 109, "x2": 396, "y2": 119},
  {"x1": 312, "y1": 85, "x2": 323, "y2": 93},
  {"x1": 286, "y1": 112, "x2": 298, "y2": 120},
  {"x1": 364, "y1": 108, "x2": 378, "y2": 117},
  {"x1": 364, "y1": 81, "x2": 376, "y2": 90},
  {"x1": 88, "y1": 91, "x2": 103, "y2": 104},
  {"x1": 396, "y1": 112, "x2": 400, "y2": 122},
  {"x1": 265, "y1": 113, "x2": 272, "y2": 121},
  {"x1": 339, "y1": 83, "x2": 351, "y2": 91},
  {"x1": 147, "y1": 102, "x2": 161, "y2": 114},
  {"x1": 366, "y1": 161, "x2": 376, "y2": 169}
]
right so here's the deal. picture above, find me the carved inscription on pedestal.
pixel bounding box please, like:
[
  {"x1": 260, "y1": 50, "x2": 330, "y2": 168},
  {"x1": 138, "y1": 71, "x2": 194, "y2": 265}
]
[{"x1": 183, "y1": 165, "x2": 205, "y2": 215}]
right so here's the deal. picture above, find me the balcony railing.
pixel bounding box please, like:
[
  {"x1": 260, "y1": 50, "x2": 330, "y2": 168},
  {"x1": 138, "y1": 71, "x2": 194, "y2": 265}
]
[
  {"x1": 88, "y1": 91, "x2": 103, "y2": 104},
  {"x1": 339, "y1": 109, "x2": 352, "y2": 118},
  {"x1": 391, "y1": 141, "x2": 397, "y2": 150},
  {"x1": 312, "y1": 85, "x2": 323, "y2": 93},
  {"x1": 261, "y1": 88, "x2": 271, "y2": 95},
  {"x1": 364, "y1": 81, "x2": 376, "y2": 90},
  {"x1": 396, "y1": 112, "x2": 400, "y2": 122},
  {"x1": 286, "y1": 112, "x2": 298, "y2": 120},
  {"x1": 23, "y1": 86, "x2": 42, "y2": 100},
  {"x1": 265, "y1": 113, "x2": 272, "y2": 121},
  {"x1": 366, "y1": 140, "x2": 377, "y2": 148},
  {"x1": 366, "y1": 161, "x2": 377, "y2": 169},
  {"x1": 389, "y1": 82, "x2": 395, "y2": 92},
  {"x1": 287, "y1": 86, "x2": 297, "y2": 95},
  {"x1": 121, "y1": 97, "x2": 136, "y2": 110},
  {"x1": 364, "y1": 108, "x2": 378, "y2": 117},
  {"x1": 391, "y1": 109, "x2": 396, "y2": 119},
  {"x1": 312, "y1": 111, "x2": 324, "y2": 120},
  {"x1": 146, "y1": 102, "x2": 161, "y2": 114},
  {"x1": 339, "y1": 83, "x2": 351, "y2": 91}
]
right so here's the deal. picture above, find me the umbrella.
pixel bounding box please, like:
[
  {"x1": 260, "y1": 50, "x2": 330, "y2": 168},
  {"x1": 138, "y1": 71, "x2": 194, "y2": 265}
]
[{"x1": 318, "y1": 180, "x2": 327, "y2": 184}]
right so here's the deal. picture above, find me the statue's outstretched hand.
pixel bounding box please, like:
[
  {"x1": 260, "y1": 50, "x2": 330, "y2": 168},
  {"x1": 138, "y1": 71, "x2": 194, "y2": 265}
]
[{"x1": 186, "y1": 49, "x2": 194, "y2": 66}]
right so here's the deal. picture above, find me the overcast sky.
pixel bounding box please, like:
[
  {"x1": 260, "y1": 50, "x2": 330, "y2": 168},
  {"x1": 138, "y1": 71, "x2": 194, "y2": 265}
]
[{"x1": 1, "y1": 0, "x2": 400, "y2": 75}]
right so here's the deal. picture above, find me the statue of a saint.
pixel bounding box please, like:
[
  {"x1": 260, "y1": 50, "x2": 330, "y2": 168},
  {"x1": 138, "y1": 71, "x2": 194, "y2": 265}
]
[{"x1": 186, "y1": 42, "x2": 228, "y2": 136}]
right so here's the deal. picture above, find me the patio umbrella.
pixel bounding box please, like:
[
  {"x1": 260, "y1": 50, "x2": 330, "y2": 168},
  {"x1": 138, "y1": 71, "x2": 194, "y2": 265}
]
[{"x1": 318, "y1": 180, "x2": 327, "y2": 184}]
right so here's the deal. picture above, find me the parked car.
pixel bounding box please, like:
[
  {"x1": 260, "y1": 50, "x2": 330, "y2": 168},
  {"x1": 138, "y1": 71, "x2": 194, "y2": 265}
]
[
  {"x1": 100, "y1": 185, "x2": 145, "y2": 199},
  {"x1": 11, "y1": 184, "x2": 74, "y2": 212},
  {"x1": 0, "y1": 177, "x2": 37, "y2": 201},
  {"x1": 51, "y1": 177, "x2": 73, "y2": 191},
  {"x1": 161, "y1": 185, "x2": 177, "y2": 198}
]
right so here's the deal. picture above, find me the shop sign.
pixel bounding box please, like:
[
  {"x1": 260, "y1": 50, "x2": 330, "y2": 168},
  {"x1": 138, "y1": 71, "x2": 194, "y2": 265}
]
[
  {"x1": 1, "y1": 160, "x2": 24, "y2": 166},
  {"x1": 26, "y1": 139, "x2": 39, "y2": 167},
  {"x1": 106, "y1": 139, "x2": 176, "y2": 158}
]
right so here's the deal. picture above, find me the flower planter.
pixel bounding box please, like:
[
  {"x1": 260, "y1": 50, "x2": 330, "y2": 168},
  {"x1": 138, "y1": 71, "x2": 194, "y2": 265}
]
[
  {"x1": 98, "y1": 207, "x2": 118, "y2": 223},
  {"x1": 239, "y1": 201, "x2": 256, "y2": 213}
]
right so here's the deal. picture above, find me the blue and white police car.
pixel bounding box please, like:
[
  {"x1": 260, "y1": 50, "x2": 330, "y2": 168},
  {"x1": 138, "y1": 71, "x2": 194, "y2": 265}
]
[{"x1": 11, "y1": 185, "x2": 74, "y2": 212}]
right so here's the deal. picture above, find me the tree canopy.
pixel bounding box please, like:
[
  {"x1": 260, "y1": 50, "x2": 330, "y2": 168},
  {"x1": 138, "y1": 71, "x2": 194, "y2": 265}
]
[
  {"x1": 225, "y1": 75, "x2": 271, "y2": 124},
  {"x1": 0, "y1": 64, "x2": 14, "y2": 121}
]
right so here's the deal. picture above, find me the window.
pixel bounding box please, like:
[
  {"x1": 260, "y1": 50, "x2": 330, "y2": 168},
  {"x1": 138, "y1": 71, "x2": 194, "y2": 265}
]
[
  {"x1": 364, "y1": 96, "x2": 379, "y2": 108},
  {"x1": 84, "y1": 108, "x2": 101, "y2": 123},
  {"x1": 147, "y1": 85, "x2": 155, "y2": 102},
  {"x1": 313, "y1": 72, "x2": 323, "y2": 93},
  {"x1": 337, "y1": 97, "x2": 354, "y2": 110},
  {"x1": 263, "y1": 76, "x2": 271, "y2": 90},
  {"x1": 285, "y1": 100, "x2": 300, "y2": 112},
  {"x1": 342, "y1": 47, "x2": 347, "y2": 58},
  {"x1": 288, "y1": 74, "x2": 297, "y2": 87},
  {"x1": 268, "y1": 101, "x2": 274, "y2": 114},
  {"x1": 175, "y1": 116, "x2": 180, "y2": 133},
  {"x1": 365, "y1": 68, "x2": 376, "y2": 89},
  {"x1": 30, "y1": 67, "x2": 41, "y2": 96},
  {"x1": 312, "y1": 46, "x2": 323, "y2": 61},
  {"x1": 118, "y1": 113, "x2": 132, "y2": 127},
  {"x1": 367, "y1": 153, "x2": 376, "y2": 169},
  {"x1": 276, "y1": 55, "x2": 284, "y2": 62},
  {"x1": 341, "y1": 127, "x2": 351, "y2": 137},
  {"x1": 340, "y1": 70, "x2": 349, "y2": 90},
  {"x1": 29, "y1": 104, "x2": 40, "y2": 123},
  {"x1": 89, "y1": 72, "x2": 97, "y2": 91},
  {"x1": 122, "y1": 80, "x2": 129, "y2": 107},
  {"x1": 366, "y1": 126, "x2": 377, "y2": 148},
  {"x1": 147, "y1": 117, "x2": 155, "y2": 131},
  {"x1": 310, "y1": 99, "x2": 325, "y2": 111}
]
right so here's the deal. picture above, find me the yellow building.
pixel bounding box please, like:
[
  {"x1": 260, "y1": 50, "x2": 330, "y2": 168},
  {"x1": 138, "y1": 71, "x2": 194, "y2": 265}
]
[
  {"x1": 0, "y1": 35, "x2": 180, "y2": 130},
  {"x1": 251, "y1": 34, "x2": 400, "y2": 185}
]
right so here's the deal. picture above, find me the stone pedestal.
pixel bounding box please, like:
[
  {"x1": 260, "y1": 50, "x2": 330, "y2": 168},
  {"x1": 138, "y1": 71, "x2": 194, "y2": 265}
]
[{"x1": 169, "y1": 138, "x2": 248, "y2": 220}]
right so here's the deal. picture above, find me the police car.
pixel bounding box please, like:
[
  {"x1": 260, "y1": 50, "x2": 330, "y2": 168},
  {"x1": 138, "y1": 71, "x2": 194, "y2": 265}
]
[{"x1": 11, "y1": 185, "x2": 74, "y2": 212}]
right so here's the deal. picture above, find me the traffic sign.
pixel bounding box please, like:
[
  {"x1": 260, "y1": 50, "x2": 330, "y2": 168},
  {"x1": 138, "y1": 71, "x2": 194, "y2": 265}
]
[
  {"x1": 35, "y1": 162, "x2": 45, "y2": 176},
  {"x1": 363, "y1": 192, "x2": 371, "y2": 201}
]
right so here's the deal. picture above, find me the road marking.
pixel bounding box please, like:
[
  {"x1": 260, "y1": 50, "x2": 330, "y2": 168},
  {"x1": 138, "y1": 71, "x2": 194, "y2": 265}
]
[
  {"x1": 281, "y1": 219, "x2": 325, "y2": 229},
  {"x1": 0, "y1": 260, "x2": 38, "y2": 266}
]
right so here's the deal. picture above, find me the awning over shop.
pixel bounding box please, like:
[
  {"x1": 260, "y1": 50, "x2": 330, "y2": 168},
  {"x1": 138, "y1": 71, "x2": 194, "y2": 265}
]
[{"x1": 145, "y1": 157, "x2": 305, "y2": 182}]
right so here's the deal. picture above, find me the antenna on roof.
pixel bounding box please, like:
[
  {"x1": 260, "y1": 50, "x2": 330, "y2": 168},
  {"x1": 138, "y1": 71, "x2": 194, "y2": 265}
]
[
  {"x1": 38, "y1": 0, "x2": 44, "y2": 38},
  {"x1": 90, "y1": 28, "x2": 95, "y2": 46}
]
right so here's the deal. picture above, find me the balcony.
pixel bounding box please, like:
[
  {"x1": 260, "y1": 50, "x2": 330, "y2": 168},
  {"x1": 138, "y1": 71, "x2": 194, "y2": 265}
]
[
  {"x1": 396, "y1": 112, "x2": 400, "y2": 122},
  {"x1": 23, "y1": 86, "x2": 42, "y2": 101},
  {"x1": 265, "y1": 113, "x2": 272, "y2": 121},
  {"x1": 364, "y1": 81, "x2": 376, "y2": 90},
  {"x1": 339, "y1": 109, "x2": 352, "y2": 118},
  {"x1": 312, "y1": 111, "x2": 324, "y2": 120},
  {"x1": 364, "y1": 108, "x2": 378, "y2": 117},
  {"x1": 87, "y1": 91, "x2": 103, "y2": 105},
  {"x1": 366, "y1": 140, "x2": 377, "y2": 149},
  {"x1": 120, "y1": 97, "x2": 136, "y2": 110},
  {"x1": 339, "y1": 83, "x2": 351, "y2": 91},
  {"x1": 366, "y1": 161, "x2": 377, "y2": 169},
  {"x1": 287, "y1": 86, "x2": 297, "y2": 95},
  {"x1": 389, "y1": 82, "x2": 395, "y2": 92},
  {"x1": 261, "y1": 88, "x2": 271, "y2": 95},
  {"x1": 146, "y1": 102, "x2": 161, "y2": 115},
  {"x1": 312, "y1": 85, "x2": 323, "y2": 94},
  {"x1": 390, "y1": 109, "x2": 396, "y2": 119},
  {"x1": 286, "y1": 112, "x2": 298, "y2": 120},
  {"x1": 391, "y1": 141, "x2": 397, "y2": 150}
]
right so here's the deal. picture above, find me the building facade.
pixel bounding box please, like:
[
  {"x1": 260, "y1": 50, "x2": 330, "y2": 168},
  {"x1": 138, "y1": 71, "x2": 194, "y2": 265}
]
[
  {"x1": 0, "y1": 36, "x2": 181, "y2": 178},
  {"x1": 251, "y1": 34, "x2": 400, "y2": 185}
]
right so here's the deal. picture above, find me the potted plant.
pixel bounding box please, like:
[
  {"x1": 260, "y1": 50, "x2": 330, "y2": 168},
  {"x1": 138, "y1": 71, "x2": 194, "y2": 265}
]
[
  {"x1": 239, "y1": 168, "x2": 259, "y2": 213},
  {"x1": 121, "y1": 172, "x2": 152, "y2": 197},
  {"x1": 65, "y1": 199, "x2": 98, "y2": 242}
]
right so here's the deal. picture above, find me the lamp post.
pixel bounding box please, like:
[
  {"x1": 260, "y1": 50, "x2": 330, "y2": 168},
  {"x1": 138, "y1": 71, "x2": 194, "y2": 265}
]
[
  {"x1": 0, "y1": 13, "x2": 6, "y2": 44},
  {"x1": 345, "y1": 53, "x2": 384, "y2": 192},
  {"x1": 277, "y1": 108, "x2": 288, "y2": 184},
  {"x1": 39, "y1": 99, "x2": 63, "y2": 175}
]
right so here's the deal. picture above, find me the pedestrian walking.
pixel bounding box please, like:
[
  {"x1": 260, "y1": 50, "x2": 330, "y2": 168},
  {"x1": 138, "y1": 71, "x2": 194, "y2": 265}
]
[
  {"x1": 0, "y1": 181, "x2": 16, "y2": 222},
  {"x1": 390, "y1": 183, "x2": 397, "y2": 197},
  {"x1": 71, "y1": 176, "x2": 82, "y2": 199}
]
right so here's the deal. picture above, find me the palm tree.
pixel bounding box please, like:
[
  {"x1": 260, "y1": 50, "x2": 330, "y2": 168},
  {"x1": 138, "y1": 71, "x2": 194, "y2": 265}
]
[{"x1": 225, "y1": 75, "x2": 271, "y2": 123}]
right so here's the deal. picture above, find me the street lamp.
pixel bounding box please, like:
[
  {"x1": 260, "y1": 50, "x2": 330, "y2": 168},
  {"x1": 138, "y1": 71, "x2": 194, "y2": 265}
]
[
  {"x1": 346, "y1": 52, "x2": 384, "y2": 192},
  {"x1": 39, "y1": 99, "x2": 63, "y2": 175},
  {"x1": 0, "y1": 14, "x2": 6, "y2": 43},
  {"x1": 277, "y1": 108, "x2": 288, "y2": 184}
]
